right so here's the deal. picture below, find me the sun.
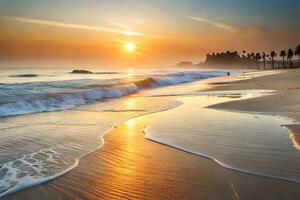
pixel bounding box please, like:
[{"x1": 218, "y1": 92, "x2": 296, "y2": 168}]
[{"x1": 125, "y1": 42, "x2": 136, "y2": 53}]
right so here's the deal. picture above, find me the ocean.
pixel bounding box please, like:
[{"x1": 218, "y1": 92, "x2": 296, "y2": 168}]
[{"x1": 0, "y1": 67, "x2": 226, "y2": 197}]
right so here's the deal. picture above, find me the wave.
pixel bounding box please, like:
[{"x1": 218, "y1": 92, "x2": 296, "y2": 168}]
[
  {"x1": 135, "y1": 71, "x2": 225, "y2": 88},
  {"x1": 0, "y1": 84, "x2": 139, "y2": 117},
  {"x1": 144, "y1": 128, "x2": 300, "y2": 184},
  {"x1": 0, "y1": 71, "x2": 226, "y2": 117}
]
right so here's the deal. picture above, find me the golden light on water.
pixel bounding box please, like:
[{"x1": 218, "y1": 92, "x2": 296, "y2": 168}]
[
  {"x1": 288, "y1": 130, "x2": 300, "y2": 151},
  {"x1": 125, "y1": 98, "x2": 136, "y2": 109},
  {"x1": 125, "y1": 118, "x2": 137, "y2": 129},
  {"x1": 125, "y1": 67, "x2": 135, "y2": 79}
]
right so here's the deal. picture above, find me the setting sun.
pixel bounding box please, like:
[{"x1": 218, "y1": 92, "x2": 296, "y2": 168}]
[{"x1": 125, "y1": 42, "x2": 136, "y2": 53}]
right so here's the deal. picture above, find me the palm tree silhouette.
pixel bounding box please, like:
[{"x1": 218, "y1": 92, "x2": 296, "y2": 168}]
[
  {"x1": 203, "y1": 46, "x2": 299, "y2": 70},
  {"x1": 255, "y1": 53, "x2": 261, "y2": 70},
  {"x1": 246, "y1": 53, "x2": 251, "y2": 69},
  {"x1": 262, "y1": 52, "x2": 266, "y2": 69},
  {"x1": 279, "y1": 50, "x2": 286, "y2": 68},
  {"x1": 270, "y1": 51, "x2": 277, "y2": 69},
  {"x1": 250, "y1": 52, "x2": 255, "y2": 70},
  {"x1": 295, "y1": 45, "x2": 300, "y2": 67},
  {"x1": 287, "y1": 49, "x2": 293, "y2": 68}
]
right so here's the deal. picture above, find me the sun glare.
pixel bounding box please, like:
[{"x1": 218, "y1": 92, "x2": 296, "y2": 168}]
[{"x1": 125, "y1": 42, "x2": 136, "y2": 53}]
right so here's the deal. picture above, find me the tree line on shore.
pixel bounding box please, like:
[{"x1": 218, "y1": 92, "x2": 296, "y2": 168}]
[{"x1": 205, "y1": 45, "x2": 300, "y2": 70}]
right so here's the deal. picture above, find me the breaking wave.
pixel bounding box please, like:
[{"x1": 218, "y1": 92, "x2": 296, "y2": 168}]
[{"x1": 0, "y1": 71, "x2": 226, "y2": 117}]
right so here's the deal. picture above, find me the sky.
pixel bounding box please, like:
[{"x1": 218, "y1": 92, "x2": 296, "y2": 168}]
[{"x1": 0, "y1": 0, "x2": 299, "y2": 67}]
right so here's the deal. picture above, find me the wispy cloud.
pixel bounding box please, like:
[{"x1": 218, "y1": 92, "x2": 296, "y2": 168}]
[
  {"x1": 187, "y1": 16, "x2": 238, "y2": 32},
  {"x1": 0, "y1": 16, "x2": 143, "y2": 36}
]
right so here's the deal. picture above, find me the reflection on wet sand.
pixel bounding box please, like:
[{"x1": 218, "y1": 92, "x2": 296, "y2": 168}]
[
  {"x1": 285, "y1": 125, "x2": 300, "y2": 151},
  {"x1": 144, "y1": 94, "x2": 300, "y2": 182}
]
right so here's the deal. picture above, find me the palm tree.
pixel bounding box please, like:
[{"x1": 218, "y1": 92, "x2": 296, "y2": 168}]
[
  {"x1": 270, "y1": 51, "x2": 277, "y2": 69},
  {"x1": 241, "y1": 50, "x2": 246, "y2": 67},
  {"x1": 246, "y1": 53, "x2": 251, "y2": 69},
  {"x1": 287, "y1": 49, "x2": 293, "y2": 68},
  {"x1": 262, "y1": 52, "x2": 266, "y2": 69},
  {"x1": 266, "y1": 54, "x2": 269, "y2": 69},
  {"x1": 250, "y1": 52, "x2": 255, "y2": 70},
  {"x1": 279, "y1": 50, "x2": 286, "y2": 68},
  {"x1": 255, "y1": 53, "x2": 261, "y2": 70},
  {"x1": 295, "y1": 45, "x2": 300, "y2": 67}
]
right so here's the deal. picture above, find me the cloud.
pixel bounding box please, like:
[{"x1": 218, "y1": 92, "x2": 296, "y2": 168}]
[
  {"x1": 187, "y1": 16, "x2": 238, "y2": 32},
  {"x1": 0, "y1": 16, "x2": 143, "y2": 36}
]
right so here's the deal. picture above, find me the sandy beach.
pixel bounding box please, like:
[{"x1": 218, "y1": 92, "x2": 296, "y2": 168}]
[
  {"x1": 207, "y1": 69, "x2": 300, "y2": 122},
  {"x1": 3, "y1": 69, "x2": 300, "y2": 200}
]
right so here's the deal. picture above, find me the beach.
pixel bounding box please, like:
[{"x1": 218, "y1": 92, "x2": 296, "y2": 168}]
[
  {"x1": 206, "y1": 69, "x2": 300, "y2": 122},
  {"x1": 3, "y1": 69, "x2": 300, "y2": 200},
  {"x1": 2, "y1": 0, "x2": 299, "y2": 199}
]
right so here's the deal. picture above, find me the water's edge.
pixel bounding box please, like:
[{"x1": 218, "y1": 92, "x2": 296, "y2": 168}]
[
  {"x1": 0, "y1": 101, "x2": 183, "y2": 198},
  {"x1": 143, "y1": 110, "x2": 300, "y2": 185}
]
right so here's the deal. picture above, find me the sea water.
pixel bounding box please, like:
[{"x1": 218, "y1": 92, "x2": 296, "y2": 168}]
[{"x1": 0, "y1": 67, "x2": 227, "y2": 197}]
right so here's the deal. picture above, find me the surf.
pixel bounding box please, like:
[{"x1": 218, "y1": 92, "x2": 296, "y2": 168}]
[{"x1": 0, "y1": 71, "x2": 226, "y2": 117}]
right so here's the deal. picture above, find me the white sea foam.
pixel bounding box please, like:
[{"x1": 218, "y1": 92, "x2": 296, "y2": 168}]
[{"x1": 0, "y1": 149, "x2": 77, "y2": 198}]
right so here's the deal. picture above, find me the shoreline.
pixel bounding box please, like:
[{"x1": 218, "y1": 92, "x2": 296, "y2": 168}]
[
  {"x1": 145, "y1": 125, "x2": 300, "y2": 185},
  {"x1": 206, "y1": 69, "x2": 300, "y2": 122},
  {"x1": 0, "y1": 98, "x2": 183, "y2": 199},
  {"x1": 4, "y1": 69, "x2": 300, "y2": 199}
]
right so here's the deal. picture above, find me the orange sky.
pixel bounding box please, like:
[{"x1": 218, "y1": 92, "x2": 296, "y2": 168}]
[{"x1": 0, "y1": 0, "x2": 299, "y2": 67}]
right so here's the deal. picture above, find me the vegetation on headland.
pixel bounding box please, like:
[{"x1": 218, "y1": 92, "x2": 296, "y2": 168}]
[
  {"x1": 71, "y1": 69, "x2": 93, "y2": 74},
  {"x1": 203, "y1": 45, "x2": 300, "y2": 70}
]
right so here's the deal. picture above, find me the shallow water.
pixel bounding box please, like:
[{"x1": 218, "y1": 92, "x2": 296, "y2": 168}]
[{"x1": 144, "y1": 94, "x2": 300, "y2": 182}]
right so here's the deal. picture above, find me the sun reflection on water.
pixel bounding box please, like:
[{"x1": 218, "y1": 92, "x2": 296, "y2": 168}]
[
  {"x1": 124, "y1": 98, "x2": 136, "y2": 110},
  {"x1": 126, "y1": 68, "x2": 134, "y2": 78},
  {"x1": 125, "y1": 118, "x2": 137, "y2": 129}
]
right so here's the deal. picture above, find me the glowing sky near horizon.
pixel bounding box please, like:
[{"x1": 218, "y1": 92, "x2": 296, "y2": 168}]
[{"x1": 0, "y1": 0, "x2": 299, "y2": 67}]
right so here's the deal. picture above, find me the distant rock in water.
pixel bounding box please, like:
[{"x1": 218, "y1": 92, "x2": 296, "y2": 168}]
[
  {"x1": 11, "y1": 74, "x2": 38, "y2": 77},
  {"x1": 71, "y1": 70, "x2": 93, "y2": 74}
]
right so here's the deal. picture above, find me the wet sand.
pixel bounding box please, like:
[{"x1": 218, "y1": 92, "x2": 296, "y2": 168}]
[
  {"x1": 4, "y1": 118, "x2": 300, "y2": 200},
  {"x1": 207, "y1": 69, "x2": 300, "y2": 122},
  {"x1": 4, "y1": 69, "x2": 300, "y2": 200}
]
